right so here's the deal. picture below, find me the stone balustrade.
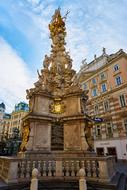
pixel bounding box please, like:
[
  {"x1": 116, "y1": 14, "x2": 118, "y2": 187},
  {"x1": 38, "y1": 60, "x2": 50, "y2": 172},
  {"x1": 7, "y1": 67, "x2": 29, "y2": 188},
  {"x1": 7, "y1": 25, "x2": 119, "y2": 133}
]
[
  {"x1": 0, "y1": 156, "x2": 19, "y2": 183},
  {"x1": 0, "y1": 156, "x2": 116, "y2": 184}
]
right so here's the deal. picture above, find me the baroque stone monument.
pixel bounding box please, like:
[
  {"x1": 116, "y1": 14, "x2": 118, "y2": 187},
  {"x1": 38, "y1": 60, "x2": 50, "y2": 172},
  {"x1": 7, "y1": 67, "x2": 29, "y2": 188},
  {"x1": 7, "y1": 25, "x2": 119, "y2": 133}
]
[
  {"x1": 0, "y1": 9, "x2": 116, "y2": 188},
  {"x1": 19, "y1": 8, "x2": 94, "y2": 159}
]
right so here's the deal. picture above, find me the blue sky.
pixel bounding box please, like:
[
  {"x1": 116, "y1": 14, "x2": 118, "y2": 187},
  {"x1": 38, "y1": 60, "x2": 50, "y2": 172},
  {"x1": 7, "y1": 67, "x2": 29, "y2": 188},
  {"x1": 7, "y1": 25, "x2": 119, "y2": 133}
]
[{"x1": 0, "y1": 0, "x2": 127, "y2": 112}]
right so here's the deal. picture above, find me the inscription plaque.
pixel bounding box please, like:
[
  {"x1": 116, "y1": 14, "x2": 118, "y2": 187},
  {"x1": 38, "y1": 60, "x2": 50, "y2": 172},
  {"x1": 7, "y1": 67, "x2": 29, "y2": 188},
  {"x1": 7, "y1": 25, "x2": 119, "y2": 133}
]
[{"x1": 51, "y1": 122, "x2": 64, "y2": 150}]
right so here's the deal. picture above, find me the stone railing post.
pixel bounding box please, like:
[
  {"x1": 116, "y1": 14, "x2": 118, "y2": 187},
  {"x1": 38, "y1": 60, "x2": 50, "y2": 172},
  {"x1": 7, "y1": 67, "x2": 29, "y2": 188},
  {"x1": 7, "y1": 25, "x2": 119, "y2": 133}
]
[
  {"x1": 79, "y1": 168, "x2": 87, "y2": 190},
  {"x1": 56, "y1": 160, "x2": 62, "y2": 177},
  {"x1": 98, "y1": 160, "x2": 108, "y2": 179},
  {"x1": 7, "y1": 160, "x2": 18, "y2": 183},
  {"x1": 30, "y1": 168, "x2": 39, "y2": 190},
  {"x1": 98, "y1": 156, "x2": 115, "y2": 181},
  {"x1": 0, "y1": 157, "x2": 19, "y2": 183}
]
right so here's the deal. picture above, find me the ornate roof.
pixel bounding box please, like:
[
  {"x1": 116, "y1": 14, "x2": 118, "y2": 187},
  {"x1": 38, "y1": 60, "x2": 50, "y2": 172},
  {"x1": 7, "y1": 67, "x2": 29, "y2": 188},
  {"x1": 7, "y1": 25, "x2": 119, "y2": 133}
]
[{"x1": 0, "y1": 102, "x2": 5, "y2": 109}]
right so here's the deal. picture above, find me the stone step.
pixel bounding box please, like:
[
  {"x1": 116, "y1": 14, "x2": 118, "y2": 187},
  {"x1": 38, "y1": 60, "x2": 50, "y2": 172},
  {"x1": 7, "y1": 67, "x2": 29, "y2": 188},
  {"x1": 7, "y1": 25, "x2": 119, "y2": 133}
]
[
  {"x1": 87, "y1": 181, "x2": 116, "y2": 190},
  {"x1": 0, "y1": 180, "x2": 79, "y2": 190},
  {"x1": 38, "y1": 180, "x2": 79, "y2": 190},
  {"x1": 1, "y1": 177, "x2": 127, "y2": 190}
]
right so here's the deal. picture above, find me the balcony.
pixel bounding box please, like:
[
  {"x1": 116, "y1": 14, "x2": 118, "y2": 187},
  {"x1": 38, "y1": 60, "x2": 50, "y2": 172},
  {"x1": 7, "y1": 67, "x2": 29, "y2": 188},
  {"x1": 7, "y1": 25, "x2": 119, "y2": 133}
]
[
  {"x1": 106, "y1": 133, "x2": 113, "y2": 139},
  {"x1": 113, "y1": 69, "x2": 121, "y2": 76},
  {"x1": 90, "y1": 82, "x2": 97, "y2": 88},
  {"x1": 99, "y1": 77, "x2": 107, "y2": 84},
  {"x1": 95, "y1": 135, "x2": 102, "y2": 140},
  {"x1": 119, "y1": 107, "x2": 127, "y2": 117}
]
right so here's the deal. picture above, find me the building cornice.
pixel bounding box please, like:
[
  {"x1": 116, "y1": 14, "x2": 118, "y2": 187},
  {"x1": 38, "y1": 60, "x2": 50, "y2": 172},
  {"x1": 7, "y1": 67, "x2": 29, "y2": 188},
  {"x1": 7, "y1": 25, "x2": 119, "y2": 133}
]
[
  {"x1": 88, "y1": 82, "x2": 127, "y2": 102},
  {"x1": 79, "y1": 50, "x2": 127, "y2": 82}
]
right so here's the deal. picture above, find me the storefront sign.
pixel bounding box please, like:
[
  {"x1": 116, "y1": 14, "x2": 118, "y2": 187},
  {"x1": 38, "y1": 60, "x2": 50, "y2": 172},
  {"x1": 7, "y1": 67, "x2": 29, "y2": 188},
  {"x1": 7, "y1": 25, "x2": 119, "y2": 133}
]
[
  {"x1": 93, "y1": 117, "x2": 104, "y2": 122},
  {"x1": 100, "y1": 142, "x2": 110, "y2": 145}
]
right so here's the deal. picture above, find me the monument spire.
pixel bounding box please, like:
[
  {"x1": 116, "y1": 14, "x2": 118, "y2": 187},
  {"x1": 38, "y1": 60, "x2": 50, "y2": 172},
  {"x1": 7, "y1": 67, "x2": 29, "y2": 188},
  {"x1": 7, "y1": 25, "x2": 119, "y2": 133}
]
[
  {"x1": 27, "y1": 8, "x2": 77, "y2": 98},
  {"x1": 48, "y1": 8, "x2": 67, "y2": 74},
  {"x1": 49, "y1": 7, "x2": 66, "y2": 42},
  {"x1": 20, "y1": 8, "x2": 93, "y2": 154}
]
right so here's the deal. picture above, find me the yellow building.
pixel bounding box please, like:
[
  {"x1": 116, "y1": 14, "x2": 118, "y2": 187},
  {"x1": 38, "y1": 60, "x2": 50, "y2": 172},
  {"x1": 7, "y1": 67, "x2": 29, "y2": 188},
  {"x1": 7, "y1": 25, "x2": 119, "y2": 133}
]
[
  {"x1": 0, "y1": 103, "x2": 11, "y2": 141},
  {"x1": 9, "y1": 102, "x2": 29, "y2": 137},
  {"x1": 0, "y1": 103, "x2": 6, "y2": 140},
  {"x1": 1, "y1": 113, "x2": 11, "y2": 141},
  {"x1": 78, "y1": 48, "x2": 127, "y2": 160}
]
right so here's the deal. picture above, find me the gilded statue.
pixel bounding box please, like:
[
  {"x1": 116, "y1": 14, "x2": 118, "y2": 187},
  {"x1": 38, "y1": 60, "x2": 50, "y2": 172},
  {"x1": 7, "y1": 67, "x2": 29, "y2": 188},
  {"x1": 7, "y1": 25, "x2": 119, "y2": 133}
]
[
  {"x1": 49, "y1": 8, "x2": 66, "y2": 38},
  {"x1": 20, "y1": 122, "x2": 30, "y2": 152}
]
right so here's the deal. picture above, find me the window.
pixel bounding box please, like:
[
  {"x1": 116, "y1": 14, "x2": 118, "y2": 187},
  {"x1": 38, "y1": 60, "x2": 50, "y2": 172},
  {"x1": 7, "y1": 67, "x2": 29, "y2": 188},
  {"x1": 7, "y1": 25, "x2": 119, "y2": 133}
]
[
  {"x1": 119, "y1": 95, "x2": 126, "y2": 107},
  {"x1": 124, "y1": 119, "x2": 127, "y2": 131},
  {"x1": 106, "y1": 123, "x2": 113, "y2": 137},
  {"x1": 92, "y1": 88, "x2": 97, "y2": 96},
  {"x1": 115, "y1": 76, "x2": 122, "y2": 86},
  {"x1": 92, "y1": 78, "x2": 96, "y2": 84},
  {"x1": 100, "y1": 72, "x2": 106, "y2": 80},
  {"x1": 101, "y1": 83, "x2": 107, "y2": 93},
  {"x1": 114, "y1": 64, "x2": 119, "y2": 71},
  {"x1": 94, "y1": 104, "x2": 99, "y2": 115},
  {"x1": 103, "y1": 100, "x2": 110, "y2": 112},
  {"x1": 82, "y1": 83, "x2": 87, "y2": 90},
  {"x1": 96, "y1": 125, "x2": 101, "y2": 136}
]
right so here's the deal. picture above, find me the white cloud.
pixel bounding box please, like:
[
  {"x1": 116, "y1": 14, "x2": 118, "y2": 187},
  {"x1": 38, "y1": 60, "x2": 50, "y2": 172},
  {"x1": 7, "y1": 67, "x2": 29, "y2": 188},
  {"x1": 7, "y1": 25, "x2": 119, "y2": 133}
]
[
  {"x1": 0, "y1": 37, "x2": 35, "y2": 113},
  {"x1": 66, "y1": 25, "x2": 88, "y2": 71},
  {"x1": 1, "y1": 0, "x2": 127, "y2": 71},
  {"x1": 0, "y1": 0, "x2": 127, "y2": 113}
]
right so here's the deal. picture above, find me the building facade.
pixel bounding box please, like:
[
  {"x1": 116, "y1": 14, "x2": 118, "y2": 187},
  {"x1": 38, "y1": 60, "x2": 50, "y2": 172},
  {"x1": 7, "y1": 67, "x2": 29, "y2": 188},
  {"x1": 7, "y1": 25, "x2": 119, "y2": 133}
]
[
  {"x1": 79, "y1": 49, "x2": 127, "y2": 160},
  {"x1": 0, "y1": 103, "x2": 6, "y2": 140},
  {"x1": 0, "y1": 102, "x2": 29, "y2": 140},
  {"x1": 9, "y1": 102, "x2": 29, "y2": 137},
  {"x1": 1, "y1": 113, "x2": 11, "y2": 140}
]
